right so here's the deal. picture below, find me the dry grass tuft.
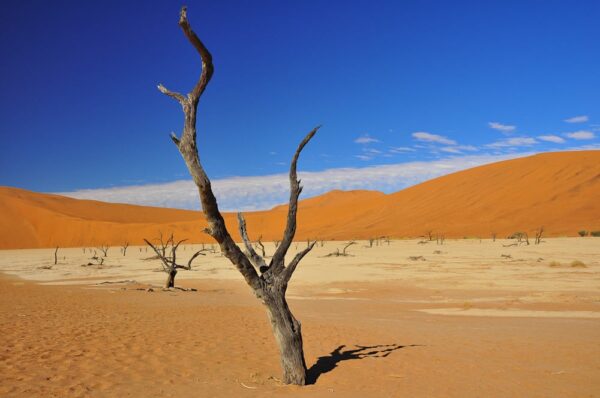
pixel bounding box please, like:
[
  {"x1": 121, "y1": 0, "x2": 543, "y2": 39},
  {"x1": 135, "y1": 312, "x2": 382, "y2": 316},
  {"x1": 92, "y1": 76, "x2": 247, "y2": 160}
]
[
  {"x1": 570, "y1": 260, "x2": 587, "y2": 268},
  {"x1": 549, "y1": 261, "x2": 562, "y2": 267}
]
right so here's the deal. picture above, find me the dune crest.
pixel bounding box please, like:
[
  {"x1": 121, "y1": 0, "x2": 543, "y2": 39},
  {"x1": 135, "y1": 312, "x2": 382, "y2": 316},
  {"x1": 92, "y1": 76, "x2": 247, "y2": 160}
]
[{"x1": 1, "y1": 150, "x2": 598, "y2": 249}]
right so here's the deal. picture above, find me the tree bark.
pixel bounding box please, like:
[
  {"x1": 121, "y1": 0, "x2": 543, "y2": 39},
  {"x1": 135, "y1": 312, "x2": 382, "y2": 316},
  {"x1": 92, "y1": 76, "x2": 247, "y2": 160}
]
[
  {"x1": 165, "y1": 268, "x2": 177, "y2": 288},
  {"x1": 261, "y1": 286, "x2": 307, "y2": 384}
]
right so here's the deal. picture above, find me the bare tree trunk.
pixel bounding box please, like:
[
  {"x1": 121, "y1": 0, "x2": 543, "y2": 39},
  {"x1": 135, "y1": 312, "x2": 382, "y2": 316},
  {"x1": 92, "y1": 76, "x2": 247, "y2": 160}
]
[
  {"x1": 54, "y1": 246, "x2": 59, "y2": 265},
  {"x1": 165, "y1": 269, "x2": 177, "y2": 288},
  {"x1": 158, "y1": 7, "x2": 318, "y2": 385},
  {"x1": 262, "y1": 287, "x2": 307, "y2": 384}
]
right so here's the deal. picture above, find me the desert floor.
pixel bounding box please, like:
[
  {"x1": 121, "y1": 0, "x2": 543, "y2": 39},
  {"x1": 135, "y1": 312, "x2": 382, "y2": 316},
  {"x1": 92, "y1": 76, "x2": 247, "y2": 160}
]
[{"x1": 1, "y1": 238, "x2": 599, "y2": 397}]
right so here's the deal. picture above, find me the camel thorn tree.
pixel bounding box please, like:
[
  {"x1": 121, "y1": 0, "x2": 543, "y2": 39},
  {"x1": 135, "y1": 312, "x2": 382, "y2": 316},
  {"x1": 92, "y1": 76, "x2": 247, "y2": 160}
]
[
  {"x1": 144, "y1": 235, "x2": 206, "y2": 288},
  {"x1": 158, "y1": 6, "x2": 320, "y2": 385}
]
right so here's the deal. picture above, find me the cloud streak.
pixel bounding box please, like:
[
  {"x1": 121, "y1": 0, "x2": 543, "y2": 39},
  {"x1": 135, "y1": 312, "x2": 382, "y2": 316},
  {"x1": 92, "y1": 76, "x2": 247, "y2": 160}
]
[
  {"x1": 488, "y1": 122, "x2": 516, "y2": 133},
  {"x1": 565, "y1": 130, "x2": 595, "y2": 140},
  {"x1": 564, "y1": 115, "x2": 589, "y2": 123},
  {"x1": 58, "y1": 153, "x2": 528, "y2": 211},
  {"x1": 412, "y1": 131, "x2": 456, "y2": 145}
]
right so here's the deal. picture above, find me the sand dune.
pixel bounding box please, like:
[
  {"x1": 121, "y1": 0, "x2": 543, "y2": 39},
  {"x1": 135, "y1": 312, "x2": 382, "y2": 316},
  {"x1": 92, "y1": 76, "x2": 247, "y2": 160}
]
[{"x1": 1, "y1": 150, "x2": 598, "y2": 249}]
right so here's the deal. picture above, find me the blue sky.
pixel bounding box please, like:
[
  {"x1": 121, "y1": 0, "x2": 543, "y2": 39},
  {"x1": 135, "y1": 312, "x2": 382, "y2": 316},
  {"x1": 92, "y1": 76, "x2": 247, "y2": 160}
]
[{"x1": 1, "y1": 1, "x2": 598, "y2": 210}]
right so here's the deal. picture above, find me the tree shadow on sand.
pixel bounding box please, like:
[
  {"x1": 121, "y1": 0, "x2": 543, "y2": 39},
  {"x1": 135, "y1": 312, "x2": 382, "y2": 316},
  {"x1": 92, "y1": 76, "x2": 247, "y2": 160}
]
[{"x1": 306, "y1": 343, "x2": 420, "y2": 385}]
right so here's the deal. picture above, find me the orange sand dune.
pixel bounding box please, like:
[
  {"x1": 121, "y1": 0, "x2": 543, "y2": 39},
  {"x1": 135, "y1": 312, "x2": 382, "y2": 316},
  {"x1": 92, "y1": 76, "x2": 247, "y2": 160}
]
[{"x1": 1, "y1": 150, "x2": 598, "y2": 249}]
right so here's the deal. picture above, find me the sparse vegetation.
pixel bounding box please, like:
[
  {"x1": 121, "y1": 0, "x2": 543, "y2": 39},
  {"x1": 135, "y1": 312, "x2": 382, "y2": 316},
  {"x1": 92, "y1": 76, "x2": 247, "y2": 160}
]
[
  {"x1": 549, "y1": 261, "x2": 562, "y2": 267},
  {"x1": 570, "y1": 260, "x2": 587, "y2": 268},
  {"x1": 578, "y1": 230, "x2": 588, "y2": 237},
  {"x1": 591, "y1": 231, "x2": 600, "y2": 237}
]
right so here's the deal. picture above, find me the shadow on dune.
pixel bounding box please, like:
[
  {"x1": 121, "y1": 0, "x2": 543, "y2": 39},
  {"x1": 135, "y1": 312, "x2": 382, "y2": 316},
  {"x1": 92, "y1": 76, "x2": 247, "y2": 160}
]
[{"x1": 306, "y1": 343, "x2": 421, "y2": 385}]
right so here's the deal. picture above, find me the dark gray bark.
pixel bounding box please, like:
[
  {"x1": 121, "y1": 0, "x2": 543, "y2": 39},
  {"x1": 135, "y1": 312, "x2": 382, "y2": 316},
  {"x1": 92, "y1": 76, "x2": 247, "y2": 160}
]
[
  {"x1": 158, "y1": 6, "x2": 318, "y2": 385},
  {"x1": 54, "y1": 246, "x2": 59, "y2": 265}
]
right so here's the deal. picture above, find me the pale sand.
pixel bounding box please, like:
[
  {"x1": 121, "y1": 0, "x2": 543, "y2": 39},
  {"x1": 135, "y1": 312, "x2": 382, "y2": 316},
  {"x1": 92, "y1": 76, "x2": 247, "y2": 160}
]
[{"x1": 1, "y1": 238, "x2": 599, "y2": 396}]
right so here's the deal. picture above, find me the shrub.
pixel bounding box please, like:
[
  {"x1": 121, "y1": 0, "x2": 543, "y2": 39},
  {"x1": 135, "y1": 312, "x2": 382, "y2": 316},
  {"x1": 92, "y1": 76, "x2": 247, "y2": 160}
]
[
  {"x1": 591, "y1": 231, "x2": 600, "y2": 237},
  {"x1": 570, "y1": 260, "x2": 587, "y2": 268},
  {"x1": 549, "y1": 261, "x2": 562, "y2": 267},
  {"x1": 578, "y1": 230, "x2": 588, "y2": 237}
]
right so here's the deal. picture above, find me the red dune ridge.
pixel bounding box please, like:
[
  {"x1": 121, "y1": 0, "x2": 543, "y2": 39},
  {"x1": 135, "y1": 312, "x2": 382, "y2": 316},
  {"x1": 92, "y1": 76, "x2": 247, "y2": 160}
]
[{"x1": 1, "y1": 151, "x2": 598, "y2": 249}]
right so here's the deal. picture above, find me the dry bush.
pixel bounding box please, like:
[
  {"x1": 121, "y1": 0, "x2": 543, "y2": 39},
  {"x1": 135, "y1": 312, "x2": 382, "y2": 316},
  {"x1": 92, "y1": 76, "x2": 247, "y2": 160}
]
[
  {"x1": 570, "y1": 260, "x2": 587, "y2": 268},
  {"x1": 549, "y1": 261, "x2": 562, "y2": 267}
]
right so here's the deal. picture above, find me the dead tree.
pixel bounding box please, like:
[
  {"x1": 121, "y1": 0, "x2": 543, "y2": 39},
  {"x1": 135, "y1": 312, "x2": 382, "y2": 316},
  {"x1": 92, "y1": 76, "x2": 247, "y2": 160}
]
[
  {"x1": 144, "y1": 235, "x2": 205, "y2": 288},
  {"x1": 425, "y1": 230, "x2": 433, "y2": 241},
  {"x1": 54, "y1": 246, "x2": 59, "y2": 265},
  {"x1": 491, "y1": 232, "x2": 497, "y2": 242},
  {"x1": 121, "y1": 242, "x2": 129, "y2": 256},
  {"x1": 97, "y1": 245, "x2": 109, "y2": 257},
  {"x1": 158, "y1": 7, "x2": 319, "y2": 384},
  {"x1": 256, "y1": 235, "x2": 266, "y2": 257},
  {"x1": 535, "y1": 226, "x2": 544, "y2": 245}
]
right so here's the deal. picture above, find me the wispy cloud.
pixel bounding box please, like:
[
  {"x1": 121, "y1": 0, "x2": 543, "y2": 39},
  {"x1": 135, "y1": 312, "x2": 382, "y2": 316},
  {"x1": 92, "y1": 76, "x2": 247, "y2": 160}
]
[
  {"x1": 440, "y1": 145, "x2": 478, "y2": 154},
  {"x1": 354, "y1": 134, "x2": 380, "y2": 144},
  {"x1": 488, "y1": 122, "x2": 516, "y2": 133},
  {"x1": 58, "y1": 153, "x2": 527, "y2": 211},
  {"x1": 389, "y1": 146, "x2": 416, "y2": 154},
  {"x1": 486, "y1": 137, "x2": 537, "y2": 148},
  {"x1": 412, "y1": 131, "x2": 456, "y2": 145},
  {"x1": 565, "y1": 130, "x2": 595, "y2": 140},
  {"x1": 564, "y1": 115, "x2": 589, "y2": 123},
  {"x1": 537, "y1": 135, "x2": 565, "y2": 144}
]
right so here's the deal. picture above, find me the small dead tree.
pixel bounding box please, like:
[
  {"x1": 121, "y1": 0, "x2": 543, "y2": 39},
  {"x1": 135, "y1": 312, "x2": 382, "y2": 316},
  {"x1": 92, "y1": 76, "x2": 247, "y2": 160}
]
[
  {"x1": 491, "y1": 232, "x2": 497, "y2": 242},
  {"x1": 144, "y1": 235, "x2": 205, "y2": 288},
  {"x1": 121, "y1": 242, "x2": 130, "y2": 256},
  {"x1": 97, "y1": 245, "x2": 109, "y2": 257},
  {"x1": 535, "y1": 226, "x2": 544, "y2": 245},
  {"x1": 256, "y1": 236, "x2": 266, "y2": 257},
  {"x1": 425, "y1": 230, "x2": 433, "y2": 241},
  {"x1": 158, "y1": 7, "x2": 319, "y2": 384},
  {"x1": 54, "y1": 246, "x2": 59, "y2": 265}
]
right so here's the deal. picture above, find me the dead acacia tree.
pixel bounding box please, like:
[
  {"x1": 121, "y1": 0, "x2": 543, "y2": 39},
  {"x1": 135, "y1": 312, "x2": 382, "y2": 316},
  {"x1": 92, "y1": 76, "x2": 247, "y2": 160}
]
[
  {"x1": 534, "y1": 226, "x2": 544, "y2": 245},
  {"x1": 144, "y1": 235, "x2": 206, "y2": 288},
  {"x1": 54, "y1": 246, "x2": 59, "y2": 265},
  {"x1": 425, "y1": 230, "x2": 434, "y2": 241},
  {"x1": 121, "y1": 242, "x2": 130, "y2": 256},
  {"x1": 491, "y1": 232, "x2": 497, "y2": 242},
  {"x1": 97, "y1": 245, "x2": 109, "y2": 257},
  {"x1": 158, "y1": 7, "x2": 319, "y2": 385}
]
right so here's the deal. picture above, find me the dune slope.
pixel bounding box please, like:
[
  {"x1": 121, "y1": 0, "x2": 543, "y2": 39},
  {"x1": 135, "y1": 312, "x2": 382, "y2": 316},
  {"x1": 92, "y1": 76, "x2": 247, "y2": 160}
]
[{"x1": 0, "y1": 151, "x2": 598, "y2": 248}]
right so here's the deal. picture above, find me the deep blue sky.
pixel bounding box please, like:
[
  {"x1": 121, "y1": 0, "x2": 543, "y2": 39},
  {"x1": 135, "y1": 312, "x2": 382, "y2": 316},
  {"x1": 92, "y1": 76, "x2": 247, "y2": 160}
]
[{"x1": 1, "y1": 0, "x2": 598, "y2": 195}]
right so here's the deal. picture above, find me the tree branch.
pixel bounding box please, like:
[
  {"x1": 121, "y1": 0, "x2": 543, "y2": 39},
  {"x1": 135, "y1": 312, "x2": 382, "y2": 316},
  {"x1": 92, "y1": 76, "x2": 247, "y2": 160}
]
[
  {"x1": 283, "y1": 241, "x2": 316, "y2": 282},
  {"x1": 160, "y1": 7, "x2": 261, "y2": 291},
  {"x1": 157, "y1": 84, "x2": 187, "y2": 106},
  {"x1": 237, "y1": 213, "x2": 268, "y2": 271},
  {"x1": 270, "y1": 126, "x2": 320, "y2": 270}
]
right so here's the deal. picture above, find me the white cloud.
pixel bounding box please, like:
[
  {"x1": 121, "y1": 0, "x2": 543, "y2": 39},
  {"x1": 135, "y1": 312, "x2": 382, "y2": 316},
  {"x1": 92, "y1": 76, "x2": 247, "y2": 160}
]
[
  {"x1": 354, "y1": 134, "x2": 380, "y2": 144},
  {"x1": 412, "y1": 132, "x2": 456, "y2": 145},
  {"x1": 355, "y1": 155, "x2": 372, "y2": 161},
  {"x1": 440, "y1": 145, "x2": 478, "y2": 154},
  {"x1": 58, "y1": 153, "x2": 527, "y2": 211},
  {"x1": 537, "y1": 135, "x2": 565, "y2": 144},
  {"x1": 564, "y1": 115, "x2": 589, "y2": 123},
  {"x1": 486, "y1": 137, "x2": 538, "y2": 148},
  {"x1": 488, "y1": 122, "x2": 516, "y2": 133},
  {"x1": 565, "y1": 130, "x2": 595, "y2": 140},
  {"x1": 389, "y1": 146, "x2": 416, "y2": 153}
]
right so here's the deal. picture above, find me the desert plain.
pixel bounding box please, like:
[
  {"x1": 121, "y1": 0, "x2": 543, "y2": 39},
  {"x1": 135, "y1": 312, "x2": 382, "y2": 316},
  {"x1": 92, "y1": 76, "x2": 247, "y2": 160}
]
[{"x1": 1, "y1": 237, "x2": 598, "y2": 397}]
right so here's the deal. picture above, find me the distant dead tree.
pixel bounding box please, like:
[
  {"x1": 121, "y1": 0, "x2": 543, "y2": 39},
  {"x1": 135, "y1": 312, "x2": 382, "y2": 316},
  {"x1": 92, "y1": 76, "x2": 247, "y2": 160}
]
[
  {"x1": 158, "y1": 6, "x2": 319, "y2": 385},
  {"x1": 54, "y1": 246, "x2": 59, "y2": 265},
  {"x1": 436, "y1": 234, "x2": 445, "y2": 245},
  {"x1": 256, "y1": 235, "x2": 266, "y2": 257},
  {"x1": 324, "y1": 241, "x2": 356, "y2": 257},
  {"x1": 534, "y1": 226, "x2": 544, "y2": 245},
  {"x1": 97, "y1": 245, "x2": 109, "y2": 257},
  {"x1": 491, "y1": 232, "x2": 497, "y2": 242},
  {"x1": 426, "y1": 230, "x2": 433, "y2": 241},
  {"x1": 121, "y1": 242, "x2": 129, "y2": 256},
  {"x1": 144, "y1": 234, "x2": 206, "y2": 288}
]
